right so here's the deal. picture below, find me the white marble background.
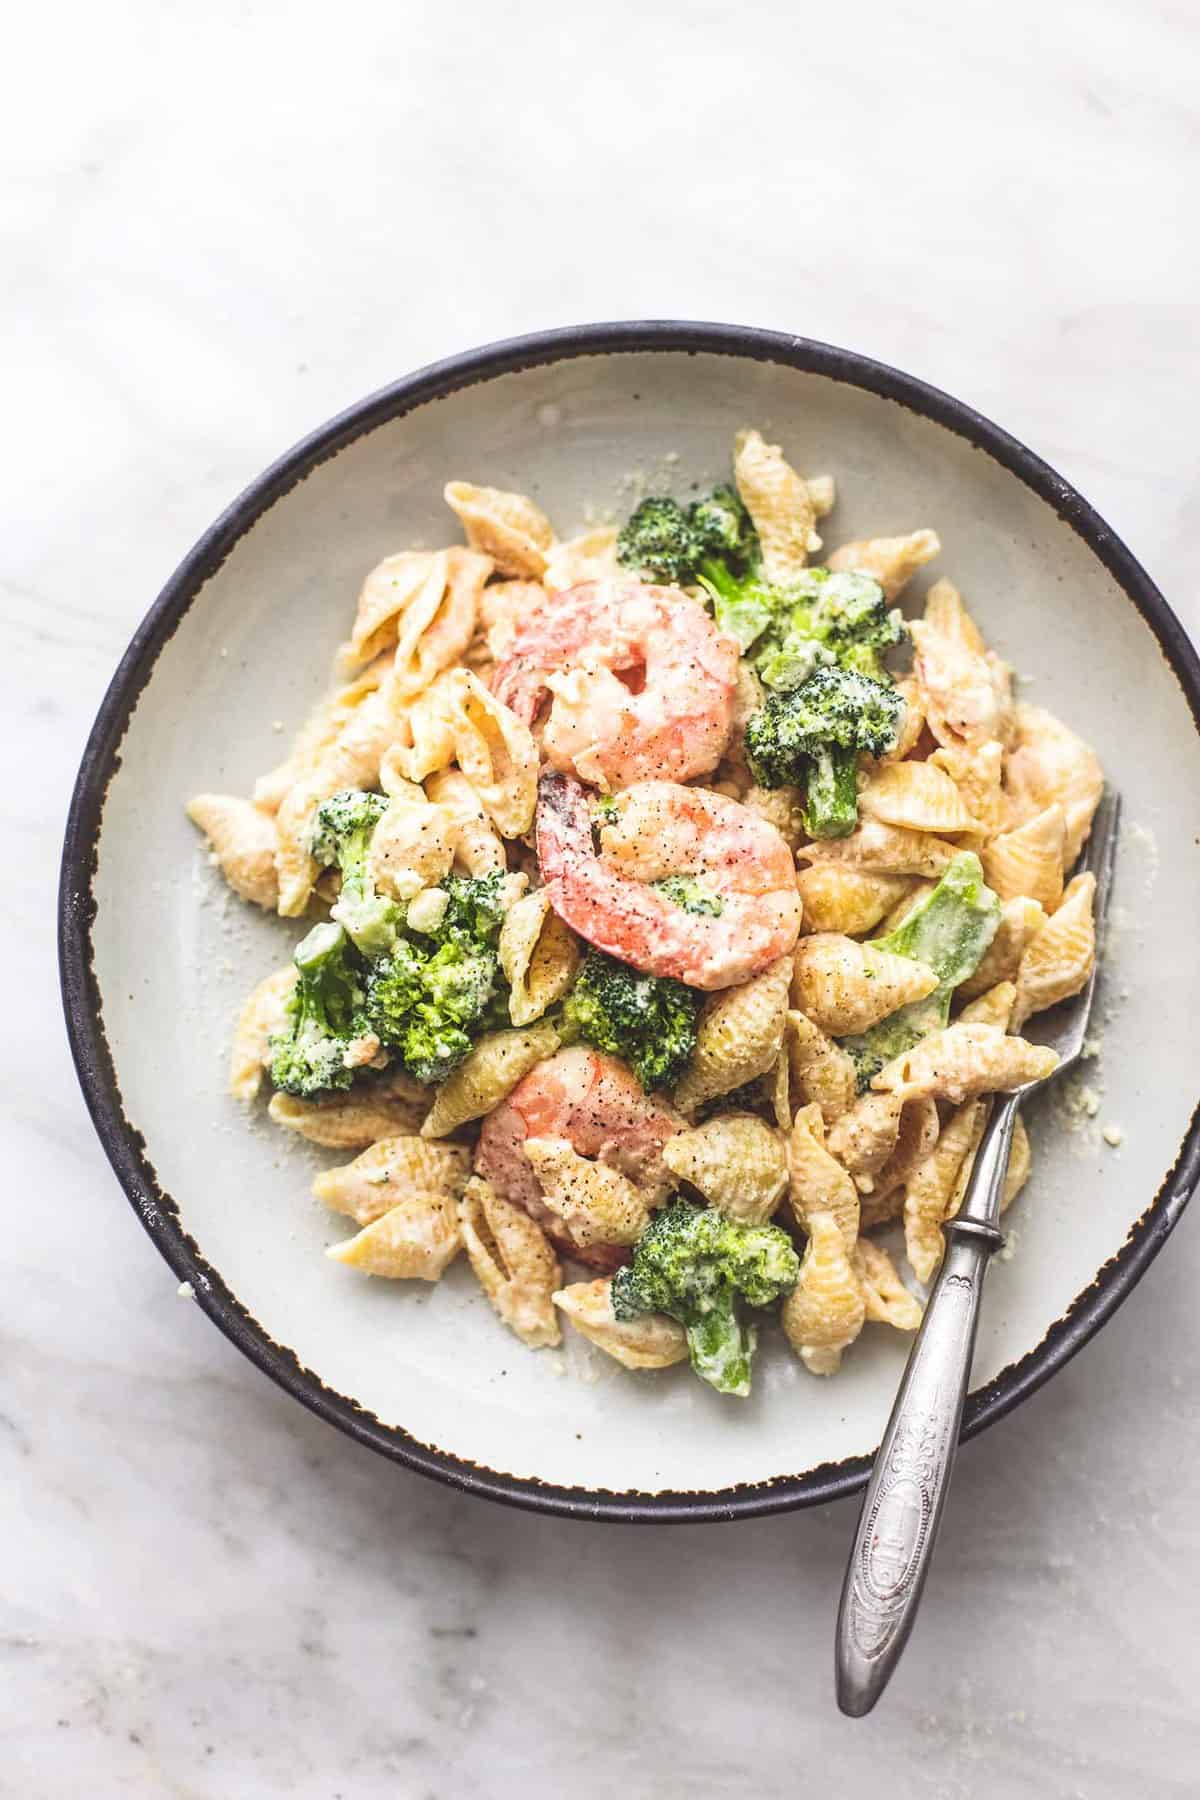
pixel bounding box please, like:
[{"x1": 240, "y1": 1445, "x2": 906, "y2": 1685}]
[{"x1": 6, "y1": 1, "x2": 1200, "y2": 1794}]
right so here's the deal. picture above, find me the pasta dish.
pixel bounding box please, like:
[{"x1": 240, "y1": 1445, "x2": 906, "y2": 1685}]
[{"x1": 187, "y1": 428, "x2": 1102, "y2": 1397}]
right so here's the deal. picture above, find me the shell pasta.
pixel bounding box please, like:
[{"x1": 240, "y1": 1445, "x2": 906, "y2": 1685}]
[{"x1": 186, "y1": 428, "x2": 1104, "y2": 1400}]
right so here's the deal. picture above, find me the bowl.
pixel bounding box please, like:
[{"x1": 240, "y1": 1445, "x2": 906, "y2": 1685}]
[{"x1": 60, "y1": 322, "x2": 1200, "y2": 1520}]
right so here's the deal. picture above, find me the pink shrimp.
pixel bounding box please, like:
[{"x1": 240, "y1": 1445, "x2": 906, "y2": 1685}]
[
  {"x1": 536, "y1": 773, "x2": 802, "y2": 990},
  {"x1": 475, "y1": 1046, "x2": 683, "y2": 1271},
  {"x1": 489, "y1": 579, "x2": 739, "y2": 789}
]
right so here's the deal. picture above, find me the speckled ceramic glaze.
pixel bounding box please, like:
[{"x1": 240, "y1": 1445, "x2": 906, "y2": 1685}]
[{"x1": 60, "y1": 324, "x2": 1200, "y2": 1520}]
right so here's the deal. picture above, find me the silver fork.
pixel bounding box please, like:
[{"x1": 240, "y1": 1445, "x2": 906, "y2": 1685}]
[{"x1": 835, "y1": 790, "x2": 1121, "y2": 1717}]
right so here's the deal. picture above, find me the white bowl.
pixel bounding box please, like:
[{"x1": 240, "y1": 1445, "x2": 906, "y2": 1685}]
[{"x1": 60, "y1": 323, "x2": 1200, "y2": 1520}]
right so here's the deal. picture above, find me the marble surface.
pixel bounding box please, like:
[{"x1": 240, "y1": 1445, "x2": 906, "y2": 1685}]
[{"x1": 7, "y1": 0, "x2": 1200, "y2": 1793}]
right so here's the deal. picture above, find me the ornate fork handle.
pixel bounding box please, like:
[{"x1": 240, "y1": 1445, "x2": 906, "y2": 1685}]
[{"x1": 835, "y1": 1094, "x2": 1020, "y2": 1717}]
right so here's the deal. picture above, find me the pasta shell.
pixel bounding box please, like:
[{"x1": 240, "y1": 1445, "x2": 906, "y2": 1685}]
[
  {"x1": 799, "y1": 820, "x2": 958, "y2": 878},
  {"x1": 791, "y1": 935, "x2": 938, "y2": 1036},
  {"x1": 903, "y1": 1099, "x2": 988, "y2": 1281},
  {"x1": 781, "y1": 1211, "x2": 866, "y2": 1376},
  {"x1": 853, "y1": 1238, "x2": 923, "y2": 1331},
  {"x1": 421, "y1": 1023, "x2": 561, "y2": 1139},
  {"x1": 523, "y1": 1137, "x2": 651, "y2": 1248},
  {"x1": 872, "y1": 1023, "x2": 1058, "y2": 1104},
  {"x1": 827, "y1": 528, "x2": 940, "y2": 600},
  {"x1": 187, "y1": 794, "x2": 279, "y2": 909},
  {"x1": 1011, "y1": 871, "x2": 1096, "y2": 1029},
  {"x1": 925, "y1": 579, "x2": 986, "y2": 650},
  {"x1": 1004, "y1": 703, "x2": 1103, "y2": 864},
  {"x1": 911, "y1": 580, "x2": 1014, "y2": 750},
  {"x1": 393, "y1": 669, "x2": 537, "y2": 839},
  {"x1": 858, "y1": 760, "x2": 981, "y2": 836},
  {"x1": 795, "y1": 865, "x2": 911, "y2": 936},
  {"x1": 981, "y1": 804, "x2": 1066, "y2": 913},
  {"x1": 312, "y1": 1135, "x2": 472, "y2": 1226},
  {"x1": 229, "y1": 965, "x2": 297, "y2": 1102},
  {"x1": 366, "y1": 799, "x2": 458, "y2": 902},
  {"x1": 267, "y1": 1088, "x2": 427, "y2": 1149},
  {"x1": 459, "y1": 1176, "x2": 561, "y2": 1348},
  {"x1": 672, "y1": 956, "x2": 791, "y2": 1115},
  {"x1": 542, "y1": 527, "x2": 620, "y2": 593},
  {"x1": 929, "y1": 740, "x2": 1006, "y2": 839},
  {"x1": 733, "y1": 427, "x2": 825, "y2": 580},
  {"x1": 325, "y1": 1192, "x2": 461, "y2": 1281},
  {"x1": 958, "y1": 980, "x2": 1017, "y2": 1029},
  {"x1": 957, "y1": 896, "x2": 1046, "y2": 999},
  {"x1": 1002, "y1": 1115, "x2": 1032, "y2": 1213},
  {"x1": 499, "y1": 890, "x2": 582, "y2": 1027},
  {"x1": 423, "y1": 767, "x2": 508, "y2": 877},
  {"x1": 395, "y1": 548, "x2": 489, "y2": 699},
  {"x1": 663, "y1": 1114, "x2": 788, "y2": 1224},
  {"x1": 272, "y1": 777, "x2": 325, "y2": 917},
  {"x1": 827, "y1": 1091, "x2": 906, "y2": 1189},
  {"x1": 342, "y1": 551, "x2": 441, "y2": 670},
  {"x1": 444, "y1": 482, "x2": 554, "y2": 579},
  {"x1": 552, "y1": 1279, "x2": 687, "y2": 1369},
  {"x1": 787, "y1": 1103, "x2": 860, "y2": 1254},
  {"x1": 785, "y1": 1010, "x2": 859, "y2": 1125},
  {"x1": 867, "y1": 1096, "x2": 941, "y2": 1209}
]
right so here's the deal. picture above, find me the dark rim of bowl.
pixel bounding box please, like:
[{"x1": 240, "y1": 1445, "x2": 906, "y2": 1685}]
[{"x1": 59, "y1": 320, "x2": 1200, "y2": 1523}]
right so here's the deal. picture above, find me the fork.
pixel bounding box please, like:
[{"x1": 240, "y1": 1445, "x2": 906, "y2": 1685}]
[{"x1": 834, "y1": 790, "x2": 1121, "y2": 1717}]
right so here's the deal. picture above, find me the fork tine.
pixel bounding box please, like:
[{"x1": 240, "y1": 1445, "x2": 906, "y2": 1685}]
[{"x1": 1079, "y1": 788, "x2": 1121, "y2": 939}]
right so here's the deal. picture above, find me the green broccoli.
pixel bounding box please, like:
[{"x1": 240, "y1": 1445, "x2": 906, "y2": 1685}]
[
  {"x1": 361, "y1": 874, "x2": 506, "y2": 1084},
  {"x1": 840, "y1": 852, "x2": 1001, "y2": 1087},
  {"x1": 308, "y1": 788, "x2": 398, "y2": 958},
  {"x1": 687, "y1": 484, "x2": 756, "y2": 564},
  {"x1": 756, "y1": 569, "x2": 904, "y2": 688},
  {"x1": 616, "y1": 487, "x2": 756, "y2": 588},
  {"x1": 744, "y1": 663, "x2": 904, "y2": 837},
  {"x1": 560, "y1": 950, "x2": 701, "y2": 1091},
  {"x1": 612, "y1": 1199, "x2": 800, "y2": 1396},
  {"x1": 435, "y1": 870, "x2": 507, "y2": 948},
  {"x1": 268, "y1": 921, "x2": 363, "y2": 1098},
  {"x1": 616, "y1": 496, "x2": 700, "y2": 585}
]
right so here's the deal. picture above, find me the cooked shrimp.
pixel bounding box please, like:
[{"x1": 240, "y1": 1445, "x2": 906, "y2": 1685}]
[
  {"x1": 475, "y1": 1046, "x2": 683, "y2": 1270},
  {"x1": 490, "y1": 579, "x2": 739, "y2": 789},
  {"x1": 536, "y1": 773, "x2": 803, "y2": 990}
]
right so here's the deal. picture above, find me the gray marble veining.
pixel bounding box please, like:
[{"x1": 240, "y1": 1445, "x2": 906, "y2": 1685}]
[{"x1": 5, "y1": 0, "x2": 1200, "y2": 1793}]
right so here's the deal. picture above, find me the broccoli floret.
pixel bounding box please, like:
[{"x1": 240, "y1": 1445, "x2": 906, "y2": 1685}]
[
  {"x1": 758, "y1": 571, "x2": 904, "y2": 688},
  {"x1": 616, "y1": 497, "x2": 699, "y2": 585},
  {"x1": 308, "y1": 788, "x2": 399, "y2": 958},
  {"x1": 361, "y1": 875, "x2": 505, "y2": 1084},
  {"x1": 840, "y1": 852, "x2": 1001, "y2": 1087},
  {"x1": 560, "y1": 950, "x2": 701, "y2": 1091},
  {"x1": 745, "y1": 664, "x2": 904, "y2": 837},
  {"x1": 435, "y1": 871, "x2": 506, "y2": 950},
  {"x1": 688, "y1": 484, "x2": 755, "y2": 564},
  {"x1": 612, "y1": 1199, "x2": 800, "y2": 1396},
  {"x1": 616, "y1": 488, "x2": 756, "y2": 587},
  {"x1": 268, "y1": 921, "x2": 363, "y2": 1098},
  {"x1": 705, "y1": 564, "x2": 904, "y2": 689}
]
